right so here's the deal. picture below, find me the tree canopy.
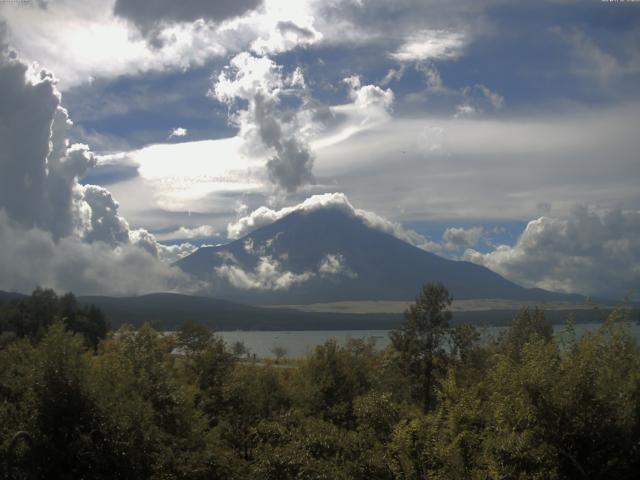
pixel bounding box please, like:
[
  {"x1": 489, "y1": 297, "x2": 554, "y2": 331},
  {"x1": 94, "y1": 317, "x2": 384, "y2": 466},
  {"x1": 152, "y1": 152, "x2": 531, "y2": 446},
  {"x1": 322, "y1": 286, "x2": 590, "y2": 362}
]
[{"x1": 0, "y1": 287, "x2": 638, "y2": 479}]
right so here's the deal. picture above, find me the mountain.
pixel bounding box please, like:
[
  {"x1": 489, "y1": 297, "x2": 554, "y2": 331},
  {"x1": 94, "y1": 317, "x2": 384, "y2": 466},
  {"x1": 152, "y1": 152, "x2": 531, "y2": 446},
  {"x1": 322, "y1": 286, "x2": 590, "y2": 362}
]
[
  {"x1": 0, "y1": 290, "x2": 27, "y2": 303},
  {"x1": 176, "y1": 208, "x2": 584, "y2": 305}
]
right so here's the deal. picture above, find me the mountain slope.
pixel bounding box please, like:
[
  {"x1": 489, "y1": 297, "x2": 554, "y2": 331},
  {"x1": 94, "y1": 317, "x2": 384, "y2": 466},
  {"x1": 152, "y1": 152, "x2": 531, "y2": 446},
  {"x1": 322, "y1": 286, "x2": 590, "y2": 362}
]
[{"x1": 176, "y1": 208, "x2": 583, "y2": 305}]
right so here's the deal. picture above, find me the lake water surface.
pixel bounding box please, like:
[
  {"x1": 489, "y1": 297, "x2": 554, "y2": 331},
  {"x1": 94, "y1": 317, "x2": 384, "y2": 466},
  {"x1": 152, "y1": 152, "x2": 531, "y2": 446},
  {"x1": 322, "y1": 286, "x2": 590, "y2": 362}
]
[{"x1": 218, "y1": 322, "x2": 640, "y2": 358}]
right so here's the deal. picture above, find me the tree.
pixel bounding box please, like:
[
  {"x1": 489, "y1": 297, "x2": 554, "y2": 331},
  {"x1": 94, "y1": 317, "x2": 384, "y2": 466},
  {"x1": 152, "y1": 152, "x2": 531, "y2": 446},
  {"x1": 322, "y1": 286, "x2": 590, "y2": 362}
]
[
  {"x1": 232, "y1": 340, "x2": 250, "y2": 358},
  {"x1": 177, "y1": 320, "x2": 213, "y2": 353},
  {"x1": 391, "y1": 282, "x2": 452, "y2": 412},
  {"x1": 448, "y1": 323, "x2": 481, "y2": 363},
  {"x1": 190, "y1": 336, "x2": 236, "y2": 421},
  {"x1": 0, "y1": 289, "x2": 109, "y2": 350},
  {"x1": 32, "y1": 322, "x2": 97, "y2": 478},
  {"x1": 497, "y1": 306, "x2": 553, "y2": 360},
  {"x1": 270, "y1": 345, "x2": 287, "y2": 363},
  {"x1": 298, "y1": 339, "x2": 374, "y2": 428},
  {"x1": 60, "y1": 293, "x2": 109, "y2": 350}
]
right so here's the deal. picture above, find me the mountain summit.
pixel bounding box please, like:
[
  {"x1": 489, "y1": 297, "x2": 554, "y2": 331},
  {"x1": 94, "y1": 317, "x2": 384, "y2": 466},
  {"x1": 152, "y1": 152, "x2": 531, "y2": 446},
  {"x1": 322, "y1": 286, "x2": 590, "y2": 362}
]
[{"x1": 176, "y1": 208, "x2": 581, "y2": 305}]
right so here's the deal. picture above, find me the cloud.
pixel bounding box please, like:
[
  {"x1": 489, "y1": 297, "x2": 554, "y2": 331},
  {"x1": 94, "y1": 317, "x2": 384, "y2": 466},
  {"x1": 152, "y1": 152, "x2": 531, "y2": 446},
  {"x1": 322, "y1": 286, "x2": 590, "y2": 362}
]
[
  {"x1": 463, "y1": 207, "x2": 640, "y2": 298},
  {"x1": 156, "y1": 242, "x2": 199, "y2": 264},
  {"x1": 554, "y1": 26, "x2": 640, "y2": 81},
  {"x1": 311, "y1": 75, "x2": 395, "y2": 149},
  {"x1": 96, "y1": 98, "x2": 640, "y2": 242},
  {"x1": 312, "y1": 0, "x2": 483, "y2": 56},
  {"x1": 251, "y1": 19, "x2": 322, "y2": 55},
  {"x1": 344, "y1": 75, "x2": 394, "y2": 112},
  {"x1": 214, "y1": 250, "x2": 355, "y2": 291},
  {"x1": 0, "y1": 46, "x2": 198, "y2": 294},
  {"x1": 380, "y1": 64, "x2": 406, "y2": 86},
  {"x1": 113, "y1": 0, "x2": 263, "y2": 39},
  {"x1": 454, "y1": 84, "x2": 504, "y2": 118},
  {"x1": 0, "y1": 210, "x2": 196, "y2": 296},
  {"x1": 215, "y1": 255, "x2": 314, "y2": 290},
  {"x1": 390, "y1": 29, "x2": 466, "y2": 62},
  {"x1": 168, "y1": 127, "x2": 188, "y2": 139},
  {"x1": 0, "y1": 0, "x2": 228, "y2": 89},
  {"x1": 227, "y1": 192, "x2": 439, "y2": 252},
  {"x1": 415, "y1": 62, "x2": 444, "y2": 91},
  {"x1": 442, "y1": 226, "x2": 484, "y2": 251},
  {"x1": 312, "y1": 105, "x2": 640, "y2": 224},
  {"x1": 81, "y1": 184, "x2": 131, "y2": 245},
  {"x1": 0, "y1": 0, "x2": 310, "y2": 89},
  {"x1": 154, "y1": 225, "x2": 216, "y2": 242},
  {"x1": 211, "y1": 51, "x2": 315, "y2": 193},
  {"x1": 0, "y1": 52, "x2": 94, "y2": 239},
  {"x1": 88, "y1": 68, "x2": 395, "y2": 228},
  {"x1": 277, "y1": 20, "x2": 316, "y2": 40},
  {"x1": 318, "y1": 253, "x2": 357, "y2": 279}
]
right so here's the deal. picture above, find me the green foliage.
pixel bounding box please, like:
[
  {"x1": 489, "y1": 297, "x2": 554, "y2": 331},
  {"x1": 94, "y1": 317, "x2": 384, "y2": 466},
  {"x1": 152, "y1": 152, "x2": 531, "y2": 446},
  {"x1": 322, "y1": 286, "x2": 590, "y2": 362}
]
[
  {"x1": 497, "y1": 306, "x2": 553, "y2": 359},
  {"x1": 251, "y1": 411, "x2": 363, "y2": 479},
  {"x1": 390, "y1": 282, "x2": 452, "y2": 411},
  {"x1": 178, "y1": 330, "x2": 237, "y2": 425},
  {"x1": 270, "y1": 345, "x2": 287, "y2": 363},
  {"x1": 0, "y1": 287, "x2": 639, "y2": 479},
  {"x1": 176, "y1": 320, "x2": 214, "y2": 353},
  {"x1": 0, "y1": 288, "x2": 109, "y2": 349},
  {"x1": 297, "y1": 338, "x2": 375, "y2": 428},
  {"x1": 218, "y1": 364, "x2": 290, "y2": 462},
  {"x1": 449, "y1": 323, "x2": 481, "y2": 363}
]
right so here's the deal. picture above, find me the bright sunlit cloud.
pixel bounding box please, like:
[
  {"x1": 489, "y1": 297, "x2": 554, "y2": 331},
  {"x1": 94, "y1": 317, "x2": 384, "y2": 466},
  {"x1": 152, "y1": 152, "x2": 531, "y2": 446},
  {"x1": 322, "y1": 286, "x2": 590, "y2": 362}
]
[{"x1": 390, "y1": 29, "x2": 466, "y2": 62}]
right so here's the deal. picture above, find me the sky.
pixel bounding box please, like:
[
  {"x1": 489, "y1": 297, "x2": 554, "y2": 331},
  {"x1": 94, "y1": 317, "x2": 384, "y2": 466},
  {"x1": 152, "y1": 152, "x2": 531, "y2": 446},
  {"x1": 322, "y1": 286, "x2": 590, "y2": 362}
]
[{"x1": 0, "y1": 0, "x2": 639, "y2": 298}]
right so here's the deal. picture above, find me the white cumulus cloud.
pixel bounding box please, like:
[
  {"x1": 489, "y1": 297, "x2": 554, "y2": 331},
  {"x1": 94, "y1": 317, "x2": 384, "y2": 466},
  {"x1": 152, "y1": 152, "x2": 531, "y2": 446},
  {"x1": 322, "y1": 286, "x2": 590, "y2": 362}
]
[
  {"x1": 463, "y1": 207, "x2": 640, "y2": 298},
  {"x1": 318, "y1": 253, "x2": 357, "y2": 279},
  {"x1": 214, "y1": 251, "x2": 356, "y2": 291},
  {"x1": 215, "y1": 255, "x2": 314, "y2": 290},
  {"x1": 211, "y1": 51, "x2": 315, "y2": 193},
  {"x1": 0, "y1": 46, "x2": 197, "y2": 294},
  {"x1": 443, "y1": 226, "x2": 484, "y2": 251}
]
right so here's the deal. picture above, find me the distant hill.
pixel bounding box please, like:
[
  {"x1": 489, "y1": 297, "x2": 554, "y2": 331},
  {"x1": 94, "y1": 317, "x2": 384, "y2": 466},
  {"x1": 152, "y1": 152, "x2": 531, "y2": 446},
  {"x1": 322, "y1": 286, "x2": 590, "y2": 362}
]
[
  {"x1": 76, "y1": 292, "x2": 400, "y2": 330},
  {"x1": 176, "y1": 208, "x2": 584, "y2": 305},
  {"x1": 66, "y1": 294, "x2": 630, "y2": 330},
  {"x1": 1, "y1": 290, "x2": 627, "y2": 330},
  {"x1": 0, "y1": 290, "x2": 27, "y2": 303}
]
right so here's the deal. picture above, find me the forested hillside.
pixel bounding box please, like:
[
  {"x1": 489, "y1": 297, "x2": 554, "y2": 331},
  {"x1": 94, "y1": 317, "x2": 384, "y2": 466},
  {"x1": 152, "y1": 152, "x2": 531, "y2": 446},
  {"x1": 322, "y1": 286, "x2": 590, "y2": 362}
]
[{"x1": 0, "y1": 286, "x2": 638, "y2": 479}]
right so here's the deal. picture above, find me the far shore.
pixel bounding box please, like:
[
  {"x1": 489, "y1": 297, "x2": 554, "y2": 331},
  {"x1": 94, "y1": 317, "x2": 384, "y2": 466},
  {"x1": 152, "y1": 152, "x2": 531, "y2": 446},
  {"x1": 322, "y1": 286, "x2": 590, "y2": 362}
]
[{"x1": 261, "y1": 298, "x2": 615, "y2": 315}]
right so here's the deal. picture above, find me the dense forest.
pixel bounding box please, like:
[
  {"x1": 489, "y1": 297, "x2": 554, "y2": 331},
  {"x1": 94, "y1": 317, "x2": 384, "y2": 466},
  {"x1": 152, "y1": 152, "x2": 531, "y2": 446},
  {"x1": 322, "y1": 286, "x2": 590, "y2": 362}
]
[{"x1": 0, "y1": 285, "x2": 639, "y2": 479}]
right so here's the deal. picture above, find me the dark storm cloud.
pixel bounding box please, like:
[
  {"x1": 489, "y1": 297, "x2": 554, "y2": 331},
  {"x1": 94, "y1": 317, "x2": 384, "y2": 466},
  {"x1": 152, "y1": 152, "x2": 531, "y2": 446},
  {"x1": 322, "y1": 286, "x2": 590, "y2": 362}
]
[
  {"x1": 253, "y1": 94, "x2": 315, "y2": 193},
  {"x1": 114, "y1": 0, "x2": 263, "y2": 37},
  {"x1": 276, "y1": 21, "x2": 315, "y2": 40}
]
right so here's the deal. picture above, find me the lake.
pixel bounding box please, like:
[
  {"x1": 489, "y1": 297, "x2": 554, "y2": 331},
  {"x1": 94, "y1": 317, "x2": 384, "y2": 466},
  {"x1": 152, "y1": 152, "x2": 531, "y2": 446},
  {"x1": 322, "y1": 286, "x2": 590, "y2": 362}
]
[{"x1": 218, "y1": 322, "x2": 640, "y2": 358}]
